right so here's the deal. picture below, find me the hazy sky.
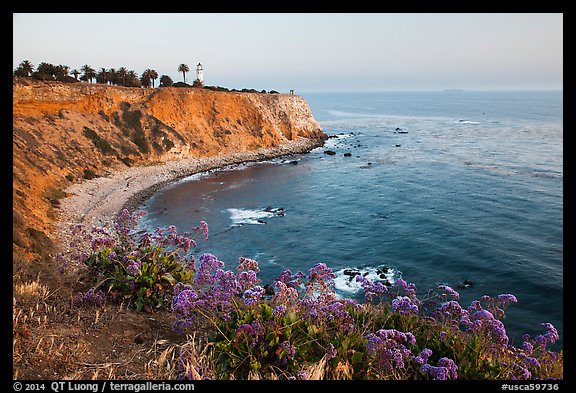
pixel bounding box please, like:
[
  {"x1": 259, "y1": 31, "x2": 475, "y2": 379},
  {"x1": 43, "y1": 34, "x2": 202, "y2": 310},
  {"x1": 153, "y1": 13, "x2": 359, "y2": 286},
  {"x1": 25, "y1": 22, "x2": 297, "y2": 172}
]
[{"x1": 13, "y1": 13, "x2": 563, "y2": 92}]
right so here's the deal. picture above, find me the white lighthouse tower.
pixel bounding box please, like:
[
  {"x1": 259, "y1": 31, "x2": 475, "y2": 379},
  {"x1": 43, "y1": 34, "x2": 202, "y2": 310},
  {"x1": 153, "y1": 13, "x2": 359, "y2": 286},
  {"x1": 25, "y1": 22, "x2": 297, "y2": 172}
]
[{"x1": 196, "y1": 63, "x2": 204, "y2": 84}]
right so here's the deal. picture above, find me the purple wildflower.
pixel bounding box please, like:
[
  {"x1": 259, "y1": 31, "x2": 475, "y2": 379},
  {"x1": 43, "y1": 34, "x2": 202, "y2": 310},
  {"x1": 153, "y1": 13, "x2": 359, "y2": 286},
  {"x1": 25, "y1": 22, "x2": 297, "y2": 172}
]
[
  {"x1": 305, "y1": 263, "x2": 336, "y2": 294},
  {"x1": 279, "y1": 340, "x2": 296, "y2": 360},
  {"x1": 522, "y1": 340, "x2": 534, "y2": 355},
  {"x1": 438, "y1": 284, "x2": 460, "y2": 300},
  {"x1": 126, "y1": 260, "x2": 141, "y2": 276},
  {"x1": 413, "y1": 348, "x2": 433, "y2": 365},
  {"x1": 243, "y1": 286, "x2": 265, "y2": 306},
  {"x1": 272, "y1": 280, "x2": 299, "y2": 306},
  {"x1": 326, "y1": 343, "x2": 338, "y2": 360},
  {"x1": 237, "y1": 257, "x2": 260, "y2": 273},
  {"x1": 192, "y1": 221, "x2": 209, "y2": 240},
  {"x1": 535, "y1": 323, "x2": 559, "y2": 347},
  {"x1": 473, "y1": 309, "x2": 495, "y2": 320},
  {"x1": 238, "y1": 270, "x2": 261, "y2": 290},
  {"x1": 420, "y1": 357, "x2": 458, "y2": 380},
  {"x1": 438, "y1": 300, "x2": 465, "y2": 317},
  {"x1": 365, "y1": 329, "x2": 415, "y2": 373},
  {"x1": 524, "y1": 356, "x2": 541, "y2": 369},
  {"x1": 497, "y1": 294, "x2": 518, "y2": 304},
  {"x1": 355, "y1": 274, "x2": 388, "y2": 303},
  {"x1": 391, "y1": 296, "x2": 419, "y2": 315},
  {"x1": 273, "y1": 305, "x2": 287, "y2": 316},
  {"x1": 91, "y1": 236, "x2": 116, "y2": 251},
  {"x1": 394, "y1": 278, "x2": 408, "y2": 290},
  {"x1": 439, "y1": 331, "x2": 449, "y2": 342},
  {"x1": 73, "y1": 288, "x2": 105, "y2": 308},
  {"x1": 438, "y1": 357, "x2": 458, "y2": 379}
]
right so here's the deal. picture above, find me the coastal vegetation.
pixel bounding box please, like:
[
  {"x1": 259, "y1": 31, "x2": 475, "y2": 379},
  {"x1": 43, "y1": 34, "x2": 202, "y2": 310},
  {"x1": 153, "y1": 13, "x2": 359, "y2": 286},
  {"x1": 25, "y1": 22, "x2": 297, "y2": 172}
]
[
  {"x1": 51, "y1": 210, "x2": 563, "y2": 380},
  {"x1": 14, "y1": 60, "x2": 282, "y2": 94}
]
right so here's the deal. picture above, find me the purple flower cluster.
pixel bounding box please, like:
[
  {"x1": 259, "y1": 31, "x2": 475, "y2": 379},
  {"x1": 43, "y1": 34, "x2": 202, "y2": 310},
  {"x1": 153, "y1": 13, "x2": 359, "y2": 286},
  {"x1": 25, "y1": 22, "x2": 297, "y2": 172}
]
[
  {"x1": 73, "y1": 288, "x2": 105, "y2": 308},
  {"x1": 192, "y1": 220, "x2": 209, "y2": 240},
  {"x1": 365, "y1": 329, "x2": 415, "y2": 373},
  {"x1": 413, "y1": 348, "x2": 433, "y2": 365},
  {"x1": 305, "y1": 263, "x2": 336, "y2": 294},
  {"x1": 238, "y1": 270, "x2": 261, "y2": 291},
  {"x1": 243, "y1": 286, "x2": 266, "y2": 306},
  {"x1": 326, "y1": 343, "x2": 338, "y2": 361},
  {"x1": 535, "y1": 323, "x2": 559, "y2": 347},
  {"x1": 300, "y1": 293, "x2": 355, "y2": 334},
  {"x1": 235, "y1": 320, "x2": 265, "y2": 347},
  {"x1": 355, "y1": 274, "x2": 389, "y2": 303},
  {"x1": 438, "y1": 284, "x2": 460, "y2": 300},
  {"x1": 126, "y1": 260, "x2": 142, "y2": 276},
  {"x1": 115, "y1": 209, "x2": 146, "y2": 240},
  {"x1": 238, "y1": 257, "x2": 260, "y2": 273},
  {"x1": 172, "y1": 254, "x2": 262, "y2": 333},
  {"x1": 391, "y1": 295, "x2": 419, "y2": 315},
  {"x1": 497, "y1": 294, "x2": 518, "y2": 304},
  {"x1": 279, "y1": 340, "x2": 297, "y2": 364},
  {"x1": 272, "y1": 280, "x2": 299, "y2": 307},
  {"x1": 420, "y1": 357, "x2": 458, "y2": 380},
  {"x1": 193, "y1": 253, "x2": 225, "y2": 286}
]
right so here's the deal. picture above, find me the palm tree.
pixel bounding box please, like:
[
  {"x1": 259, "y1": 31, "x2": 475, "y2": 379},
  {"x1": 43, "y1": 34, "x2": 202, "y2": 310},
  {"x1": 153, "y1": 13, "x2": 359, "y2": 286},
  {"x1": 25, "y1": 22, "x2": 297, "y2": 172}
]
[
  {"x1": 35, "y1": 62, "x2": 56, "y2": 80},
  {"x1": 71, "y1": 69, "x2": 80, "y2": 80},
  {"x1": 126, "y1": 70, "x2": 139, "y2": 87},
  {"x1": 96, "y1": 68, "x2": 110, "y2": 84},
  {"x1": 149, "y1": 69, "x2": 158, "y2": 88},
  {"x1": 140, "y1": 73, "x2": 151, "y2": 88},
  {"x1": 54, "y1": 65, "x2": 70, "y2": 81},
  {"x1": 108, "y1": 68, "x2": 118, "y2": 85},
  {"x1": 143, "y1": 69, "x2": 159, "y2": 88},
  {"x1": 18, "y1": 60, "x2": 34, "y2": 76},
  {"x1": 178, "y1": 63, "x2": 189, "y2": 83},
  {"x1": 117, "y1": 67, "x2": 128, "y2": 86},
  {"x1": 81, "y1": 64, "x2": 96, "y2": 83}
]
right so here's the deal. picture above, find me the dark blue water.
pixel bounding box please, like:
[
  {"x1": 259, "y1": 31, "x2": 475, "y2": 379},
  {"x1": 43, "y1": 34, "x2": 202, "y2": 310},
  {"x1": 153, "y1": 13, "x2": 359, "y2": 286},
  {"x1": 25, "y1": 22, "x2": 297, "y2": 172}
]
[{"x1": 139, "y1": 91, "x2": 563, "y2": 348}]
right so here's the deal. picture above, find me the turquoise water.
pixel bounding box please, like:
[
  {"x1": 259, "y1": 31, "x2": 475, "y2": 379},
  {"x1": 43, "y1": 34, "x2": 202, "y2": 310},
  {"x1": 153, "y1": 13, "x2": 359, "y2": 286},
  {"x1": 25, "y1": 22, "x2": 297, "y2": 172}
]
[{"x1": 140, "y1": 91, "x2": 563, "y2": 348}]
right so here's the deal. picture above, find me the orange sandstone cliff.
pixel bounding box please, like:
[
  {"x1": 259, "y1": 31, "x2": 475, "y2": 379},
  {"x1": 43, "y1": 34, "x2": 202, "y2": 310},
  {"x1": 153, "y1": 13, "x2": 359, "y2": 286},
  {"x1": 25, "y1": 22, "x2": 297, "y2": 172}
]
[{"x1": 13, "y1": 78, "x2": 326, "y2": 279}]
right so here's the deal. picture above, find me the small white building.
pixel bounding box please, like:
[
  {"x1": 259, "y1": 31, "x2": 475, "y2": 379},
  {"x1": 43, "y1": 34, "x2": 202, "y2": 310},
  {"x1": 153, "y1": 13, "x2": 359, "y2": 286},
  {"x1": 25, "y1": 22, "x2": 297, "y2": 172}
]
[{"x1": 196, "y1": 63, "x2": 204, "y2": 84}]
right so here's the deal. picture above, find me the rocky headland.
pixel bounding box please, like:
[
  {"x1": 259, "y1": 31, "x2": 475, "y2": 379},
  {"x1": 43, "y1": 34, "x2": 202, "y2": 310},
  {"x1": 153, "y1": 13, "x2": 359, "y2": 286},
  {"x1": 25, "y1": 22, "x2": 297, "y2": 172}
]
[{"x1": 12, "y1": 78, "x2": 326, "y2": 279}]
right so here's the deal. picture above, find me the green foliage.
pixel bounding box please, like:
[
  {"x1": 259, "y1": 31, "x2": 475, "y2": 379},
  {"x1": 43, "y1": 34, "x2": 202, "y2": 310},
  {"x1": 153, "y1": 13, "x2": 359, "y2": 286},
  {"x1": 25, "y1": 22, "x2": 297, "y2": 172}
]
[
  {"x1": 82, "y1": 127, "x2": 117, "y2": 155},
  {"x1": 86, "y1": 243, "x2": 193, "y2": 311},
  {"x1": 82, "y1": 169, "x2": 96, "y2": 180},
  {"x1": 173, "y1": 82, "x2": 191, "y2": 88},
  {"x1": 159, "y1": 75, "x2": 173, "y2": 87},
  {"x1": 25, "y1": 227, "x2": 54, "y2": 256},
  {"x1": 120, "y1": 110, "x2": 149, "y2": 154},
  {"x1": 68, "y1": 210, "x2": 207, "y2": 312}
]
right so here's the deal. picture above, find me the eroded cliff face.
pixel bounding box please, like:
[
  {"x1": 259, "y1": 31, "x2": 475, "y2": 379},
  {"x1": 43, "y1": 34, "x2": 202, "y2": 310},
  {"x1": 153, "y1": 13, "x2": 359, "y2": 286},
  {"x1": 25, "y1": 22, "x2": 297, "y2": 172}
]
[{"x1": 12, "y1": 78, "x2": 326, "y2": 271}]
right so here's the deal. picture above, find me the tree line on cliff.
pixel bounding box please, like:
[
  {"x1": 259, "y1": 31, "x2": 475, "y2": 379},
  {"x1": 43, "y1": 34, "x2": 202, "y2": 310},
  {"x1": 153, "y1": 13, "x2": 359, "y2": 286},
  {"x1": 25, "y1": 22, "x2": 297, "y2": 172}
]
[
  {"x1": 13, "y1": 60, "x2": 280, "y2": 94},
  {"x1": 14, "y1": 59, "x2": 182, "y2": 88}
]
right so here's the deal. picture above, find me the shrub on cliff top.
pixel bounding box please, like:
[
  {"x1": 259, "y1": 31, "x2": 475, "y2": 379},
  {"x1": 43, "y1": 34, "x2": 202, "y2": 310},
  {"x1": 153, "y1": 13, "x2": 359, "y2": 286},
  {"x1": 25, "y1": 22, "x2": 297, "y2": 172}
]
[{"x1": 173, "y1": 82, "x2": 191, "y2": 88}]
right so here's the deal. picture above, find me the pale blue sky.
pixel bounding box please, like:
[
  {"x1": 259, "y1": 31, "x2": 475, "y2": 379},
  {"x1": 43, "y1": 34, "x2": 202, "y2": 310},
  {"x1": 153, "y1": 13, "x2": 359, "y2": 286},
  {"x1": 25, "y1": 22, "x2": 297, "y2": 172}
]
[{"x1": 13, "y1": 13, "x2": 563, "y2": 92}]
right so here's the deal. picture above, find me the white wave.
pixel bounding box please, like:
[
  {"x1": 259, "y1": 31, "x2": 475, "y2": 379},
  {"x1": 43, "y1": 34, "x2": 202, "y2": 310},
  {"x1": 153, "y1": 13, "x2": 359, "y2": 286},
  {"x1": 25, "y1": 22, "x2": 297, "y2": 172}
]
[
  {"x1": 333, "y1": 266, "x2": 400, "y2": 295},
  {"x1": 226, "y1": 207, "x2": 285, "y2": 226}
]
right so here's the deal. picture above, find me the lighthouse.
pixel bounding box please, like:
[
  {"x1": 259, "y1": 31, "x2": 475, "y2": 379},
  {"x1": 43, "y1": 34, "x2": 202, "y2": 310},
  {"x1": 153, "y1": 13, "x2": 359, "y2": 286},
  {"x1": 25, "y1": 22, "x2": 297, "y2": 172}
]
[{"x1": 196, "y1": 63, "x2": 204, "y2": 84}]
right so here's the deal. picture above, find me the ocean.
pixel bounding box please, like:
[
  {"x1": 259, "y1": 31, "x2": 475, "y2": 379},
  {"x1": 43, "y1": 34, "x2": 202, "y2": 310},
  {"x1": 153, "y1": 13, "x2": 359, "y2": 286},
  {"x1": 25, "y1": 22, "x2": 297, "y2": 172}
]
[{"x1": 138, "y1": 90, "x2": 563, "y2": 348}]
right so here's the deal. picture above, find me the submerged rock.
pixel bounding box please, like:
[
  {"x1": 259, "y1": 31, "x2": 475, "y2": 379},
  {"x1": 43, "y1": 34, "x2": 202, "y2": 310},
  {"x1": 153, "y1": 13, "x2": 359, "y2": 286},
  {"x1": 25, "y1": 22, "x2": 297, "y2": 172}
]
[
  {"x1": 456, "y1": 280, "x2": 474, "y2": 290},
  {"x1": 324, "y1": 150, "x2": 337, "y2": 155}
]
